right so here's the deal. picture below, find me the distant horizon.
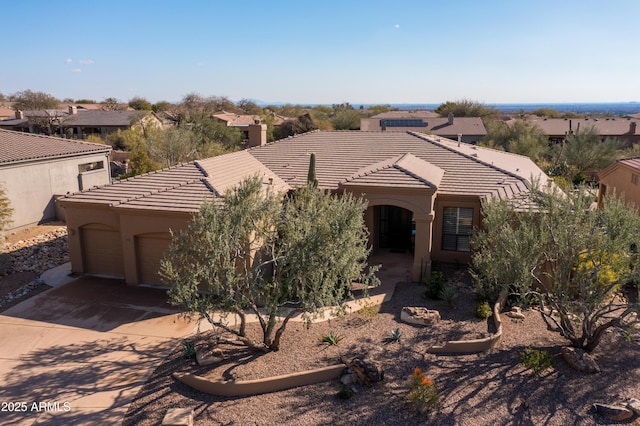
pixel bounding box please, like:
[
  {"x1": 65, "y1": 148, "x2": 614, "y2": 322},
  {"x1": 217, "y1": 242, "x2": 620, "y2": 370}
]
[{"x1": 254, "y1": 101, "x2": 640, "y2": 115}]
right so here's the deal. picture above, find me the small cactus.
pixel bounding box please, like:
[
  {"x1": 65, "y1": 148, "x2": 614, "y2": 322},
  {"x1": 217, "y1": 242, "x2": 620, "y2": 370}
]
[{"x1": 390, "y1": 327, "x2": 402, "y2": 342}]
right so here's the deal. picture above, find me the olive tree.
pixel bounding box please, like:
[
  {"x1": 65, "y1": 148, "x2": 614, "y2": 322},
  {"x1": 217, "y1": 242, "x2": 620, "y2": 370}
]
[
  {"x1": 161, "y1": 176, "x2": 378, "y2": 351},
  {"x1": 472, "y1": 184, "x2": 640, "y2": 352},
  {"x1": 560, "y1": 126, "x2": 625, "y2": 178}
]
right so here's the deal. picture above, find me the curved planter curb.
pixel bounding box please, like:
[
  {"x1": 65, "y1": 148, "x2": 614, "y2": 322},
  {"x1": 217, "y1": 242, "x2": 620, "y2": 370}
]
[
  {"x1": 173, "y1": 363, "x2": 346, "y2": 397},
  {"x1": 427, "y1": 289, "x2": 507, "y2": 354}
]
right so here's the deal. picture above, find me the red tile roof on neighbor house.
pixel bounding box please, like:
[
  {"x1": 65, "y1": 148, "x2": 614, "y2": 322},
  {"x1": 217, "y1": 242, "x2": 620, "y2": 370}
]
[
  {"x1": 60, "y1": 131, "x2": 549, "y2": 213},
  {"x1": 0, "y1": 129, "x2": 111, "y2": 165}
]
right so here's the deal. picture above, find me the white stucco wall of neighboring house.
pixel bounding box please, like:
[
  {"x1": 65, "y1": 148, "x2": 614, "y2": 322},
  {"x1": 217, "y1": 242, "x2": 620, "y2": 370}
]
[{"x1": 0, "y1": 153, "x2": 111, "y2": 230}]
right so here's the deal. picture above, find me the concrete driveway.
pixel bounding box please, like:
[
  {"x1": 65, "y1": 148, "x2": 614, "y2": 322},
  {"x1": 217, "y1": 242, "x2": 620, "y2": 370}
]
[{"x1": 0, "y1": 264, "x2": 198, "y2": 425}]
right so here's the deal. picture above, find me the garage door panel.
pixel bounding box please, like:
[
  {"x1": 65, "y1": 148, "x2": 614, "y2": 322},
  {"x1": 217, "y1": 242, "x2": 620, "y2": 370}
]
[
  {"x1": 135, "y1": 233, "x2": 172, "y2": 286},
  {"x1": 80, "y1": 225, "x2": 124, "y2": 278}
]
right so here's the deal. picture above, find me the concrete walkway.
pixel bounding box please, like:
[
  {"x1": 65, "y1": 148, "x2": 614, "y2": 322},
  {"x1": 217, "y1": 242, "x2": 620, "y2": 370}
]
[{"x1": 0, "y1": 250, "x2": 412, "y2": 425}]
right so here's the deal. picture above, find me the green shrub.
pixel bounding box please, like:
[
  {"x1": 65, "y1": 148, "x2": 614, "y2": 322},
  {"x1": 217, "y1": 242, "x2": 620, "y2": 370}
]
[
  {"x1": 182, "y1": 340, "x2": 196, "y2": 359},
  {"x1": 425, "y1": 270, "x2": 447, "y2": 299},
  {"x1": 356, "y1": 300, "x2": 379, "y2": 322},
  {"x1": 336, "y1": 385, "x2": 354, "y2": 399},
  {"x1": 321, "y1": 331, "x2": 343, "y2": 346},
  {"x1": 439, "y1": 285, "x2": 457, "y2": 308},
  {"x1": 519, "y1": 347, "x2": 552, "y2": 376},
  {"x1": 475, "y1": 300, "x2": 493, "y2": 319}
]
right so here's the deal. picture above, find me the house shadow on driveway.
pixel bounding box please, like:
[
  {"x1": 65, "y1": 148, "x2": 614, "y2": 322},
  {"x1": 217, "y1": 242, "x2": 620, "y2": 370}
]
[{"x1": 1, "y1": 276, "x2": 187, "y2": 333}]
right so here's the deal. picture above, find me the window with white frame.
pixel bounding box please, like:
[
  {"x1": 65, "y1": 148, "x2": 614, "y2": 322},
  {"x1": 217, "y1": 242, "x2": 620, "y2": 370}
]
[{"x1": 442, "y1": 207, "x2": 473, "y2": 252}]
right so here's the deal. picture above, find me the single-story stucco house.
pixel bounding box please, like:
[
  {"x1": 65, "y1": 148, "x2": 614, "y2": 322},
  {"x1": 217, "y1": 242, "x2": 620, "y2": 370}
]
[
  {"x1": 0, "y1": 129, "x2": 111, "y2": 230},
  {"x1": 58, "y1": 131, "x2": 550, "y2": 286},
  {"x1": 361, "y1": 112, "x2": 487, "y2": 144},
  {"x1": 0, "y1": 107, "x2": 162, "y2": 139},
  {"x1": 597, "y1": 156, "x2": 640, "y2": 211}
]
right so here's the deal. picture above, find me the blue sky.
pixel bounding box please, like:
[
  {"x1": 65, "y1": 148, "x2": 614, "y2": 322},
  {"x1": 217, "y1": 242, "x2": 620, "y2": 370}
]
[{"x1": 2, "y1": 0, "x2": 639, "y2": 105}]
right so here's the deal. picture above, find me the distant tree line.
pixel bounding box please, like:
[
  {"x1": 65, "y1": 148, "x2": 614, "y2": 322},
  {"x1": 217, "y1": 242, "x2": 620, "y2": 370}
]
[{"x1": 3, "y1": 90, "x2": 638, "y2": 183}]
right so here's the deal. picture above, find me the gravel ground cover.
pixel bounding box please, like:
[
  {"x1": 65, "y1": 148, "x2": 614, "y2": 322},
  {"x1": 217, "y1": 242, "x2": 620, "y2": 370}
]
[
  {"x1": 0, "y1": 224, "x2": 69, "y2": 312},
  {"x1": 124, "y1": 269, "x2": 640, "y2": 426}
]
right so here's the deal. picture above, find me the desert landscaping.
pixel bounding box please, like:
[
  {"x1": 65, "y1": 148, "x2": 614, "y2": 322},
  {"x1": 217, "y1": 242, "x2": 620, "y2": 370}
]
[
  {"x1": 1, "y1": 227, "x2": 639, "y2": 425},
  {"x1": 123, "y1": 262, "x2": 640, "y2": 426}
]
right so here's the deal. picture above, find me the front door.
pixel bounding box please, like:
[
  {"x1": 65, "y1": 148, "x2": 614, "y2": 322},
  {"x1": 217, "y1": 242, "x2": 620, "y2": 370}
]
[{"x1": 379, "y1": 205, "x2": 413, "y2": 251}]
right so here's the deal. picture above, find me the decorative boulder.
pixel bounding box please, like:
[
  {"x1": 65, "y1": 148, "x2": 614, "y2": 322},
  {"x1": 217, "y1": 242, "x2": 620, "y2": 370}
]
[
  {"x1": 341, "y1": 356, "x2": 383, "y2": 386},
  {"x1": 591, "y1": 403, "x2": 634, "y2": 421},
  {"x1": 401, "y1": 307, "x2": 441, "y2": 326},
  {"x1": 627, "y1": 398, "x2": 640, "y2": 416},
  {"x1": 196, "y1": 348, "x2": 224, "y2": 366},
  {"x1": 504, "y1": 307, "x2": 525, "y2": 320},
  {"x1": 561, "y1": 347, "x2": 600, "y2": 373}
]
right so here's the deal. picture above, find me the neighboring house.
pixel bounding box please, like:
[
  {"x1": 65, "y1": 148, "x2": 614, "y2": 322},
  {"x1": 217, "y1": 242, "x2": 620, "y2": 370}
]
[
  {"x1": 58, "y1": 131, "x2": 549, "y2": 287},
  {"x1": 0, "y1": 106, "x2": 14, "y2": 120},
  {"x1": 0, "y1": 129, "x2": 111, "y2": 230},
  {"x1": 60, "y1": 109, "x2": 162, "y2": 138},
  {"x1": 0, "y1": 106, "x2": 162, "y2": 138},
  {"x1": 212, "y1": 111, "x2": 291, "y2": 147},
  {"x1": 511, "y1": 117, "x2": 640, "y2": 145},
  {"x1": 597, "y1": 157, "x2": 640, "y2": 211},
  {"x1": 361, "y1": 112, "x2": 487, "y2": 144}
]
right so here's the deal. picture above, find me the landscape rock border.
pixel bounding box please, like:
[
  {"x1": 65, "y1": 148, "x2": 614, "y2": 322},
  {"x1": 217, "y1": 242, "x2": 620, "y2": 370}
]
[
  {"x1": 173, "y1": 364, "x2": 346, "y2": 397},
  {"x1": 427, "y1": 289, "x2": 507, "y2": 354}
]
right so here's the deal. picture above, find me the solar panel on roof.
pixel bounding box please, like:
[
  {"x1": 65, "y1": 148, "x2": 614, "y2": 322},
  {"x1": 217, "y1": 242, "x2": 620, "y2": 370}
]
[{"x1": 381, "y1": 119, "x2": 427, "y2": 128}]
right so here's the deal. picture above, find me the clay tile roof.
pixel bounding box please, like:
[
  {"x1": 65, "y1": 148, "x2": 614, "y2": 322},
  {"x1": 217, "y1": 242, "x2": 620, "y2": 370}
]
[
  {"x1": 61, "y1": 110, "x2": 146, "y2": 126},
  {"x1": 371, "y1": 111, "x2": 440, "y2": 119},
  {"x1": 0, "y1": 129, "x2": 111, "y2": 165},
  {"x1": 60, "y1": 163, "x2": 214, "y2": 212},
  {"x1": 196, "y1": 151, "x2": 290, "y2": 196},
  {"x1": 61, "y1": 130, "x2": 549, "y2": 213},
  {"x1": 619, "y1": 157, "x2": 640, "y2": 171},
  {"x1": 516, "y1": 117, "x2": 640, "y2": 137},
  {"x1": 250, "y1": 131, "x2": 537, "y2": 200},
  {"x1": 342, "y1": 153, "x2": 444, "y2": 189}
]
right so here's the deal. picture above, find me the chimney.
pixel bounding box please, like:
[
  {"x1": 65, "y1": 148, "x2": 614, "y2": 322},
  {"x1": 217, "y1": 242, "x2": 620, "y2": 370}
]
[
  {"x1": 448, "y1": 112, "x2": 454, "y2": 124},
  {"x1": 630, "y1": 121, "x2": 637, "y2": 134},
  {"x1": 247, "y1": 121, "x2": 267, "y2": 147},
  {"x1": 15, "y1": 110, "x2": 24, "y2": 119},
  {"x1": 68, "y1": 105, "x2": 77, "y2": 115}
]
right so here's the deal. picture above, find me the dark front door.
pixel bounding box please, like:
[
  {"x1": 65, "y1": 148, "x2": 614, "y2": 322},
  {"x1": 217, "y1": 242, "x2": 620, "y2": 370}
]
[{"x1": 379, "y1": 206, "x2": 413, "y2": 250}]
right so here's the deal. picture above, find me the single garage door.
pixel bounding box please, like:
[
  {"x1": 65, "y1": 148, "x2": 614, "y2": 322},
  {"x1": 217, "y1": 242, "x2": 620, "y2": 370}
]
[
  {"x1": 80, "y1": 224, "x2": 124, "y2": 278},
  {"x1": 135, "y1": 233, "x2": 172, "y2": 286}
]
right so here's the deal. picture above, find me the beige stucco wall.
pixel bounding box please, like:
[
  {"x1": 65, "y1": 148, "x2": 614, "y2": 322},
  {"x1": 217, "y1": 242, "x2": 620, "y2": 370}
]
[
  {"x1": 598, "y1": 166, "x2": 640, "y2": 211},
  {"x1": 61, "y1": 201, "x2": 193, "y2": 285},
  {"x1": 432, "y1": 195, "x2": 482, "y2": 265},
  {"x1": 342, "y1": 185, "x2": 435, "y2": 281},
  {"x1": 61, "y1": 183, "x2": 485, "y2": 287},
  {"x1": 0, "y1": 153, "x2": 110, "y2": 230}
]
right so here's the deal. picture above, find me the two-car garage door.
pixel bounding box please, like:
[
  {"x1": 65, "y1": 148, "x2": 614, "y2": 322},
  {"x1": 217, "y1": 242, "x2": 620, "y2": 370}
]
[{"x1": 80, "y1": 224, "x2": 171, "y2": 286}]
